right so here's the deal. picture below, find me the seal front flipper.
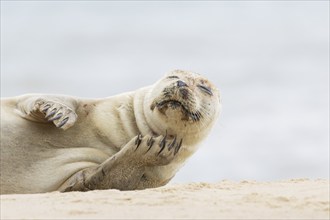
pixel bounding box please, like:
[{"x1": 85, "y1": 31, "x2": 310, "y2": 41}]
[
  {"x1": 58, "y1": 134, "x2": 182, "y2": 192},
  {"x1": 15, "y1": 94, "x2": 78, "y2": 130}
]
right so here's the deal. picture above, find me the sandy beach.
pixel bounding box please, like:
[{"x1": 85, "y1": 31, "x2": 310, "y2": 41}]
[{"x1": 1, "y1": 179, "x2": 329, "y2": 219}]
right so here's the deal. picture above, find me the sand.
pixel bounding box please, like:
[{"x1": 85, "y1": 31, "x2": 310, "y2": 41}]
[{"x1": 1, "y1": 179, "x2": 329, "y2": 219}]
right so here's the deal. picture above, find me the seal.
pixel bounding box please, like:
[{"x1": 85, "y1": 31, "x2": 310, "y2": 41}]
[{"x1": 0, "y1": 70, "x2": 221, "y2": 194}]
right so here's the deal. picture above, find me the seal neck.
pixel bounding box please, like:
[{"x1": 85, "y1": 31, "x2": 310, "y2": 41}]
[{"x1": 133, "y1": 86, "x2": 159, "y2": 136}]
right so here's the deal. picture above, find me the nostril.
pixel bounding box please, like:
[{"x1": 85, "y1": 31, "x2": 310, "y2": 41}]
[{"x1": 177, "y1": 80, "x2": 188, "y2": 87}]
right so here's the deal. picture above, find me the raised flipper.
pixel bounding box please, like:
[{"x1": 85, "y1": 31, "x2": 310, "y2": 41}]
[
  {"x1": 15, "y1": 95, "x2": 78, "y2": 130},
  {"x1": 59, "y1": 134, "x2": 183, "y2": 192}
]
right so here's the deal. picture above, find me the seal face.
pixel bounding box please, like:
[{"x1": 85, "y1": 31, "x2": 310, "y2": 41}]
[
  {"x1": 152, "y1": 71, "x2": 217, "y2": 121},
  {"x1": 146, "y1": 70, "x2": 221, "y2": 143},
  {"x1": 0, "y1": 69, "x2": 221, "y2": 194}
]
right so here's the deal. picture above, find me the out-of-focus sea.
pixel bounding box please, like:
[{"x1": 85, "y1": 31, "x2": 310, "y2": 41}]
[{"x1": 1, "y1": 1, "x2": 329, "y2": 182}]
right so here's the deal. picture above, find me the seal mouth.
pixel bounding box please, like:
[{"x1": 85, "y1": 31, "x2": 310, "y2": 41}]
[
  {"x1": 157, "y1": 100, "x2": 187, "y2": 111},
  {"x1": 155, "y1": 99, "x2": 202, "y2": 122}
]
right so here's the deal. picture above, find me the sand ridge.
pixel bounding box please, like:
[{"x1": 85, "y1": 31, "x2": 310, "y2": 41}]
[{"x1": 1, "y1": 179, "x2": 329, "y2": 219}]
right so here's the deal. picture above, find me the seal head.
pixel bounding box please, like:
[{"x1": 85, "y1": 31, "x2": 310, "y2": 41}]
[{"x1": 145, "y1": 70, "x2": 221, "y2": 145}]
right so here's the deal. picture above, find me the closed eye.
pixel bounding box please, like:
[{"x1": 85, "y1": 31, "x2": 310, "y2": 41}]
[
  {"x1": 197, "y1": 85, "x2": 213, "y2": 96},
  {"x1": 167, "y1": 76, "x2": 179, "y2": 79}
]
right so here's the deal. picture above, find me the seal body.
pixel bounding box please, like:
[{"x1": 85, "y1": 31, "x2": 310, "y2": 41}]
[{"x1": 0, "y1": 70, "x2": 221, "y2": 194}]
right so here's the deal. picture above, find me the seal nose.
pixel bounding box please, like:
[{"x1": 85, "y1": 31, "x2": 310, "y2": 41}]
[{"x1": 177, "y1": 80, "x2": 188, "y2": 88}]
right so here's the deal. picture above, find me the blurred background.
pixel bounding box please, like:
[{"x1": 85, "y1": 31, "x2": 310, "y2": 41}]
[{"x1": 1, "y1": 1, "x2": 329, "y2": 182}]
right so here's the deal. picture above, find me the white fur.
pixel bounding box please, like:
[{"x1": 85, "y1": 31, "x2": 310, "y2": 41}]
[{"x1": 0, "y1": 70, "x2": 221, "y2": 194}]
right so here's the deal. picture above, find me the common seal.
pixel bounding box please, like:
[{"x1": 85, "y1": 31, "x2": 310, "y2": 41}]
[{"x1": 0, "y1": 70, "x2": 221, "y2": 194}]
